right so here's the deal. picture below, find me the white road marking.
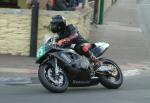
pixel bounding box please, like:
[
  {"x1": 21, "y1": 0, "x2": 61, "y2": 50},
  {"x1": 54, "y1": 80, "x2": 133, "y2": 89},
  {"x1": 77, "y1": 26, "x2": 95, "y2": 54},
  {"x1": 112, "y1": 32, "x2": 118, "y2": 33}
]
[
  {"x1": 0, "y1": 77, "x2": 32, "y2": 84},
  {"x1": 123, "y1": 69, "x2": 141, "y2": 77}
]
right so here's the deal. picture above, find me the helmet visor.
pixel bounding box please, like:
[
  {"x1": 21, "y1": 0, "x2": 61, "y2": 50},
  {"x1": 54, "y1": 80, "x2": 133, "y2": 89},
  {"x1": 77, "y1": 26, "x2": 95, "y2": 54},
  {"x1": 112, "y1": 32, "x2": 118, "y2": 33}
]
[{"x1": 50, "y1": 22, "x2": 59, "y2": 33}]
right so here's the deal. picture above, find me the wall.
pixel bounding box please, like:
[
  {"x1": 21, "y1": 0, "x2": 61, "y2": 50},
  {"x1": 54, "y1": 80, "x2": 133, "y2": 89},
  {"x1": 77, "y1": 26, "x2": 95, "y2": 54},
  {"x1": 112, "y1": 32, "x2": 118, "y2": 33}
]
[
  {"x1": 18, "y1": 0, "x2": 28, "y2": 9},
  {"x1": 0, "y1": 6, "x2": 92, "y2": 56},
  {"x1": 0, "y1": 9, "x2": 31, "y2": 55}
]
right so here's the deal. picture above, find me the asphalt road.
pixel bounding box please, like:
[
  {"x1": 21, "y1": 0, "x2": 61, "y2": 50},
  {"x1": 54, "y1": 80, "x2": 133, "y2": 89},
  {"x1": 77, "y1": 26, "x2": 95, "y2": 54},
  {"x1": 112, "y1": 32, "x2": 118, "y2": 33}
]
[{"x1": 0, "y1": 71, "x2": 150, "y2": 103}]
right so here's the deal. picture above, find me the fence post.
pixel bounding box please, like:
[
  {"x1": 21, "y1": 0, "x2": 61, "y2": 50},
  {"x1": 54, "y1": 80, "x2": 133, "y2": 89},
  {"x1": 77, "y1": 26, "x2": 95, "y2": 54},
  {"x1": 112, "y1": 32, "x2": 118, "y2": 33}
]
[
  {"x1": 30, "y1": 0, "x2": 39, "y2": 57},
  {"x1": 99, "y1": 0, "x2": 104, "y2": 24}
]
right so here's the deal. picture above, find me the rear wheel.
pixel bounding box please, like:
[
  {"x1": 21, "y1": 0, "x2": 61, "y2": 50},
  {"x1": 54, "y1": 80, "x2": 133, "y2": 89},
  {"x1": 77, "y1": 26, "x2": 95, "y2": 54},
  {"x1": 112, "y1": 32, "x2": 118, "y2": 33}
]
[
  {"x1": 98, "y1": 58, "x2": 123, "y2": 89},
  {"x1": 38, "y1": 63, "x2": 69, "y2": 93}
]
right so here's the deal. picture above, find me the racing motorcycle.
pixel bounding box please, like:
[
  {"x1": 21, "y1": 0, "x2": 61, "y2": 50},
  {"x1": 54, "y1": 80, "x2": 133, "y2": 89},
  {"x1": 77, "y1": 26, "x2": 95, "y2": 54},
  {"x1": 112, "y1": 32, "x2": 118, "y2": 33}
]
[{"x1": 36, "y1": 35, "x2": 123, "y2": 93}]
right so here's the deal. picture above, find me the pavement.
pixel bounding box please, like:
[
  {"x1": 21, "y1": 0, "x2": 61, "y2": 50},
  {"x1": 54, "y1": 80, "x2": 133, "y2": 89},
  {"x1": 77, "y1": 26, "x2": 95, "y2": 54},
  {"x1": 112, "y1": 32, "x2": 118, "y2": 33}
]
[
  {"x1": 0, "y1": 0, "x2": 150, "y2": 85},
  {"x1": 137, "y1": 0, "x2": 150, "y2": 46}
]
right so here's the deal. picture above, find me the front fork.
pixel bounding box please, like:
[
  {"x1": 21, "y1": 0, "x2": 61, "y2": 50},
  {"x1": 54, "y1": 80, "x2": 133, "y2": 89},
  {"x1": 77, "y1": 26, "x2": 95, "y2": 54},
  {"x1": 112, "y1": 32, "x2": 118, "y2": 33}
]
[{"x1": 54, "y1": 58, "x2": 60, "y2": 76}]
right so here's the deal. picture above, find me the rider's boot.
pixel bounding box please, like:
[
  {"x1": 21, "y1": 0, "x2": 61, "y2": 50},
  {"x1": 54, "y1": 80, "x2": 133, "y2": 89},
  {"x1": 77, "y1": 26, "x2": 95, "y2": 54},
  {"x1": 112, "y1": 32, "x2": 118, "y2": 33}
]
[
  {"x1": 89, "y1": 52, "x2": 111, "y2": 72},
  {"x1": 88, "y1": 52, "x2": 103, "y2": 72}
]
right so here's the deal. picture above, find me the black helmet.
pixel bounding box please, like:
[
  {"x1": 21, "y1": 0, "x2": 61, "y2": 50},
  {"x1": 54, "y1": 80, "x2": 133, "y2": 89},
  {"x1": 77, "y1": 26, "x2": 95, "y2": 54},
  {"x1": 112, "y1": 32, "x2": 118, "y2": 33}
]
[{"x1": 50, "y1": 15, "x2": 66, "y2": 33}]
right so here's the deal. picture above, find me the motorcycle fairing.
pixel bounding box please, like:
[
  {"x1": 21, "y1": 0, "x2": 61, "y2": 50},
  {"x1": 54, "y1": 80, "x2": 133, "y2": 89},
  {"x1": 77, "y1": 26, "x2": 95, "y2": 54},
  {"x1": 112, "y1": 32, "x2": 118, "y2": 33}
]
[
  {"x1": 94, "y1": 42, "x2": 110, "y2": 51},
  {"x1": 49, "y1": 49, "x2": 91, "y2": 81},
  {"x1": 91, "y1": 42, "x2": 110, "y2": 57}
]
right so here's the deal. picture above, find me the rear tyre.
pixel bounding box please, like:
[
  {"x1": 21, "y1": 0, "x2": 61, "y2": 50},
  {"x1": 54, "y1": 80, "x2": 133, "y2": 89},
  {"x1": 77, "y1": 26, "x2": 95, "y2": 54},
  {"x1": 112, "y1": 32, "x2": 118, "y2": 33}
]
[
  {"x1": 38, "y1": 63, "x2": 69, "y2": 93},
  {"x1": 99, "y1": 58, "x2": 123, "y2": 89}
]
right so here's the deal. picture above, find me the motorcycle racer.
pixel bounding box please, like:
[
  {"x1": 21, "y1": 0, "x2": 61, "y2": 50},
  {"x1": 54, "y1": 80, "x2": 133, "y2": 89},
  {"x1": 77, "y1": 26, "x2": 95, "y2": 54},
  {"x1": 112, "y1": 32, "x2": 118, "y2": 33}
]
[{"x1": 50, "y1": 15, "x2": 101, "y2": 68}]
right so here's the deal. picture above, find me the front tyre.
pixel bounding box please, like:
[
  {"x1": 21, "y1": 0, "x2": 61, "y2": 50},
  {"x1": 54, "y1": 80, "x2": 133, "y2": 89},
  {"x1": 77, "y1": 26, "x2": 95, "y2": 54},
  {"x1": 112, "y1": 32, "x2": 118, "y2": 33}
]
[
  {"x1": 38, "y1": 64, "x2": 69, "y2": 93},
  {"x1": 99, "y1": 58, "x2": 123, "y2": 89}
]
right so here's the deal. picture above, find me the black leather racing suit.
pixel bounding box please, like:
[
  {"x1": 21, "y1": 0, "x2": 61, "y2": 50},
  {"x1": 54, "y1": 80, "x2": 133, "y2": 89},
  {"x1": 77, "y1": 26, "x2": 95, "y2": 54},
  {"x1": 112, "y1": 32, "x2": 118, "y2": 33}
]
[{"x1": 56, "y1": 24, "x2": 96, "y2": 60}]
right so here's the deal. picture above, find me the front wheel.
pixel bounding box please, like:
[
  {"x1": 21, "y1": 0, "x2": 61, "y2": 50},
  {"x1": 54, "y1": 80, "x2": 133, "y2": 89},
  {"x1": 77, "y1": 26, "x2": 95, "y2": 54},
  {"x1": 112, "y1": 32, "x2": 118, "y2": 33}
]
[
  {"x1": 38, "y1": 63, "x2": 69, "y2": 93},
  {"x1": 98, "y1": 58, "x2": 123, "y2": 89}
]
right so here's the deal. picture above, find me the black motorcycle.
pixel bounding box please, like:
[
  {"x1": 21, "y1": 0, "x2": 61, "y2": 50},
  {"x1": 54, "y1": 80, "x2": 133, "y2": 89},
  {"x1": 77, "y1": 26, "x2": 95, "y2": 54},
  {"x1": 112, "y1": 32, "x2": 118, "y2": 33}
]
[{"x1": 36, "y1": 35, "x2": 123, "y2": 93}]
